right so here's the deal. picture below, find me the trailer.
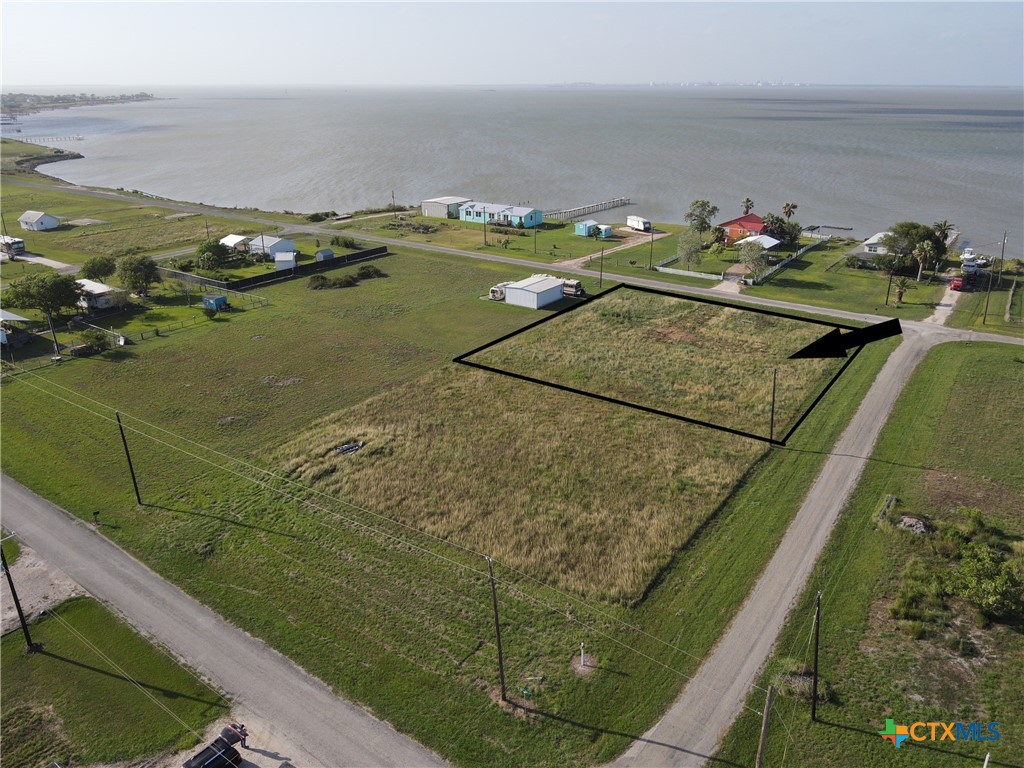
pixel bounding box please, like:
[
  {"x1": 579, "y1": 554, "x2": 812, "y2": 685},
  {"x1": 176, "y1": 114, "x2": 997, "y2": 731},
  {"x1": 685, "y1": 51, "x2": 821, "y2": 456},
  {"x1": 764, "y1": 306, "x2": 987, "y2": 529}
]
[
  {"x1": 626, "y1": 215, "x2": 651, "y2": 233},
  {"x1": 531, "y1": 274, "x2": 585, "y2": 297}
]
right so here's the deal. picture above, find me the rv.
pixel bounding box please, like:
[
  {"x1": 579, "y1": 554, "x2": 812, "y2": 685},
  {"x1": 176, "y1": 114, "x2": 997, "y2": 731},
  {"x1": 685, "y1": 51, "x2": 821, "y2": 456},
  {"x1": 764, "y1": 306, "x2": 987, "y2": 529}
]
[
  {"x1": 1, "y1": 235, "x2": 26, "y2": 257},
  {"x1": 626, "y1": 215, "x2": 651, "y2": 233}
]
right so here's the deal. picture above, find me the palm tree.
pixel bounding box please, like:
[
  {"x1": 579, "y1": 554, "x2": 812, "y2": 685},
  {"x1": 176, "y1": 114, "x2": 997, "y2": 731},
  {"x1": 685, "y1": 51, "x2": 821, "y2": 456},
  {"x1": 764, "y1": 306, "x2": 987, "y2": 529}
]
[
  {"x1": 912, "y1": 240, "x2": 937, "y2": 282},
  {"x1": 933, "y1": 219, "x2": 954, "y2": 246},
  {"x1": 741, "y1": 197, "x2": 754, "y2": 215},
  {"x1": 893, "y1": 276, "x2": 915, "y2": 306},
  {"x1": 782, "y1": 202, "x2": 798, "y2": 221}
]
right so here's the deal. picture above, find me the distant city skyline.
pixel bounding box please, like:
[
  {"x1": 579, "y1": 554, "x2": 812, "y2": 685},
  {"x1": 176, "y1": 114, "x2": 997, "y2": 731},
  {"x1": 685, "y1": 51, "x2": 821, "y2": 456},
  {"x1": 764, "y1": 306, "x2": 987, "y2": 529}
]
[{"x1": 1, "y1": 2, "x2": 1022, "y2": 89}]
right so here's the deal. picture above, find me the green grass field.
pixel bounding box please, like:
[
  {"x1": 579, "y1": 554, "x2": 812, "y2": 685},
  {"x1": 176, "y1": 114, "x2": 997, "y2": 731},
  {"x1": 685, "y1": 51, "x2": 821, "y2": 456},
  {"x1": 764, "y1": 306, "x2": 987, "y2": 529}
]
[
  {"x1": 716, "y1": 342, "x2": 1024, "y2": 767},
  {"x1": 945, "y1": 271, "x2": 1024, "y2": 337},
  {"x1": 0, "y1": 258, "x2": 53, "y2": 287},
  {"x1": 1, "y1": 597, "x2": 226, "y2": 768},
  {"x1": 0, "y1": 239, "x2": 899, "y2": 765},
  {"x1": 744, "y1": 238, "x2": 949, "y2": 320}
]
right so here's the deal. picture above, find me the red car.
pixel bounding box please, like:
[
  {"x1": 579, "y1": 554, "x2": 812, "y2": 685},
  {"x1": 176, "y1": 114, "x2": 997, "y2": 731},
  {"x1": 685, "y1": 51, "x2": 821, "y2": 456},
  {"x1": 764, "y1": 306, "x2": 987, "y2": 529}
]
[{"x1": 950, "y1": 277, "x2": 965, "y2": 291}]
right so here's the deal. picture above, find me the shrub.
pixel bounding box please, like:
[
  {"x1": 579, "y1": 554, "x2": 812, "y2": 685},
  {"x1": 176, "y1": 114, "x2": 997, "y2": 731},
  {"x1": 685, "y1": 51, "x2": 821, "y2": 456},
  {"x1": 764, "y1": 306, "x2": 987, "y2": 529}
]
[
  {"x1": 355, "y1": 265, "x2": 387, "y2": 280},
  {"x1": 307, "y1": 274, "x2": 330, "y2": 290},
  {"x1": 946, "y1": 542, "x2": 1023, "y2": 619},
  {"x1": 77, "y1": 328, "x2": 110, "y2": 352},
  {"x1": 330, "y1": 235, "x2": 363, "y2": 250}
]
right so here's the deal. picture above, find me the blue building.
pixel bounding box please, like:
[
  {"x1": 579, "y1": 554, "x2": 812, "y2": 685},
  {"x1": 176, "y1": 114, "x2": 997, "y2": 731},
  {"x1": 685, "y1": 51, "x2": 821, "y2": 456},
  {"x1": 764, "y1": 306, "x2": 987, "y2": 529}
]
[
  {"x1": 459, "y1": 201, "x2": 543, "y2": 229},
  {"x1": 575, "y1": 219, "x2": 598, "y2": 237}
]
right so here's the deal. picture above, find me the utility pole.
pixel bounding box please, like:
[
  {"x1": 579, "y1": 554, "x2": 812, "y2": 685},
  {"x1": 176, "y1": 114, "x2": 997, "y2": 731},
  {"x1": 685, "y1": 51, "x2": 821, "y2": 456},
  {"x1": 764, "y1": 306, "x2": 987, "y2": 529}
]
[
  {"x1": 983, "y1": 231, "x2": 1007, "y2": 326},
  {"x1": 811, "y1": 591, "x2": 821, "y2": 721},
  {"x1": 534, "y1": 224, "x2": 537, "y2": 255},
  {"x1": 755, "y1": 685, "x2": 775, "y2": 768},
  {"x1": 205, "y1": 219, "x2": 210, "y2": 239},
  {"x1": 116, "y1": 411, "x2": 143, "y2": 505},
  {"x1": 485, "y1": 556, "x2": 506, "y2": 702},
  {"x1": 391, "y1": 190, "x2": 397, "y2": 219},
  {"x1": 599, "y1": 245, "x2": 604, "y2": 288},
  {"x1": 648, "y1": 229, "x2": 655, "y2": 270},
  {"x1": 884, "y1": 269, "x2": 894, "y2": 306},
  {"x1": 1, "y1": 537, "x2": 38, "y2": 653},
  {"x1": 483, "y1": 216, "x2": 488, "y2": 247}
]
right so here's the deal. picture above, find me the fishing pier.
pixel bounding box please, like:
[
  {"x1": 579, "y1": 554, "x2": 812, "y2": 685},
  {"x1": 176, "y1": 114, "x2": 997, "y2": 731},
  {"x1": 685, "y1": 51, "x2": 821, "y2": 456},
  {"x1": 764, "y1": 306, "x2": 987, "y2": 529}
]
[{"x1": 545, "y1": 197, "x2": 631, "y2": 221}]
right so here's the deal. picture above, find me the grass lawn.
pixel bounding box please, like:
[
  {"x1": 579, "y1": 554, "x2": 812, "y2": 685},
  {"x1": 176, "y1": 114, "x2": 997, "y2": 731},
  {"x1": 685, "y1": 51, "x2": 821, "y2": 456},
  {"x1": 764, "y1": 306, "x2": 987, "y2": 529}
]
[
  {"x1": 0, "y1": 236, "x2": 898, "y2": 765},
  {"x1": 716, "y1": 342, "x2": 1024, "y2": 768},
  {"x1": 745, "y1": 238, "x2": 948, "y2": 320},
  {"x1": 945, "y1": 269, "x2": 1024, "y2": 337},
  {"x1": 0, "y1": 597, "x2": 226, "y2": 768},
  {"x1": 1, "y1": 529, "x2": 21, "y2": 564},
  {"x1": 0, "y1": 258, "x2": 53, "y2": 287}
]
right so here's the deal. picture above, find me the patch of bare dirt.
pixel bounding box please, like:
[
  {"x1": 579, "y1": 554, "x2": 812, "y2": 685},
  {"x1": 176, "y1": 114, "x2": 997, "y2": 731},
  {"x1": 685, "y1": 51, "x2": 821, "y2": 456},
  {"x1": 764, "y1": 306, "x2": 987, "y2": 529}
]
[
  {"x1": 924, "y1": 469, "x2": 1021, "y2": 521},
  {"x1": 647, "y1": 324, "x2": 699, "y2": 344},
  {"x1": 1, "y1": 543, "x2": 85, "y2": 634}
]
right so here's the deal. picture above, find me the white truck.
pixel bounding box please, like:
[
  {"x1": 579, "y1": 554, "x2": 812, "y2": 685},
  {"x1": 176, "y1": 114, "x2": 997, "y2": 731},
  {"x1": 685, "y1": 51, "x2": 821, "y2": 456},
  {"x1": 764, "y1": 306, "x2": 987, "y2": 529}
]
[
  {"x1": 626, "y1": 215, "x2": 651, "y2": 232},
  {"x1": 531, "y1": 274, "x2": 585, "y2": 297}
]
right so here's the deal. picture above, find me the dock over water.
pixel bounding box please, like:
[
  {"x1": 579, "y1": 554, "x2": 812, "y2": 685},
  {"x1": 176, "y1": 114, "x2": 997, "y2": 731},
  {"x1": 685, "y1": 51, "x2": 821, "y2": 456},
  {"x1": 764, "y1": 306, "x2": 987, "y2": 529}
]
[{"x1": 545, "y1": 197, "x2": 630, "y2": 221}]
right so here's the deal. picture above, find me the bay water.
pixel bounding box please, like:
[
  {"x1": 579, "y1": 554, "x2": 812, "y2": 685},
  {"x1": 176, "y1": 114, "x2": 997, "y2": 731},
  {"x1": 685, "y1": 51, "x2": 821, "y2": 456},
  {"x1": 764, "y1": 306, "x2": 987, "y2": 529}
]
[{"x1": 7, "y1": 85, "x2": 1023, "y2": 258}]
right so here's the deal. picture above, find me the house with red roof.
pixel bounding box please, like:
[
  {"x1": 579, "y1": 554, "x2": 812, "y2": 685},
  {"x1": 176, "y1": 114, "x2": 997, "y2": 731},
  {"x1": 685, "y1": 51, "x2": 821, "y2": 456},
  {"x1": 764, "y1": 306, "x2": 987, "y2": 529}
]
[{"x1": 717, "y1": 214, "x2": 765, "y2": 243}]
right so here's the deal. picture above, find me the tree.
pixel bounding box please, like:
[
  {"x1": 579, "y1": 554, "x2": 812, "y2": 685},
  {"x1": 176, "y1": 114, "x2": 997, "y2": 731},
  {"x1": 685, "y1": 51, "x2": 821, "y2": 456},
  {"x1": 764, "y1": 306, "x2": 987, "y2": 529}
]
[
  {"x1": 741, "y1": 197, "x2": 754, "y2": 215},
  {"x1": 676, "y1": 228, "x2": 704, "y2": 268},
  {"x1": 892, "y1": 277, "x2": 915, "y2": 305},
  {"x1": 738, "y1": 240, "x2": 768, "y2": 279},
  {"x1": 684, "y1": 200, "x2": 719, "y2": 241},
  {"x1": 170, "y1": 279, "x2": 197, "y2": 307},
  {"x1": 709, "y1": 226, "x2": 726, "y2": 245},
  {"x1": 782, "y1": 202, "x2": 798, "y2": 221},
  {"x1": 3, "y1": 272, "x2": 82, "y2": 353},
  {"x1": 762, "y1": 213, "x2": 787, "y2": 239},
  {"x1": 911, "y1": 240, "x2": 937, "y2": 282},
  {"x1": 77, "y1": 328, "x2": 111, "y2": 353},
  {"x1": 933, "y1": 219, "x2": 955, "y2": 246},
  {"x1": 80, "y1": 255, "x2": 117, "y2": 281},
  {"x1": 880, "y1": 221, "x2": 947, "y2": 275},
  {"x1": 116, "y1": 254, "x2": 161, "y2": 298},
  {"x1": 195, "y1": 238, "x2": 230, "y2": 271}
]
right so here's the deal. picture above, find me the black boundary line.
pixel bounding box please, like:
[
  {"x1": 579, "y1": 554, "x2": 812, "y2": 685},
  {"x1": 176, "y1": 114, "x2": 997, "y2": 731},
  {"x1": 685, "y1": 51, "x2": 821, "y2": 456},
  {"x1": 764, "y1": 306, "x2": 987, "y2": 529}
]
[
  {"x1": 779, "y1": 344, "x2": 864, "y2": 444},
  {"x1": 456, "y1": 358, "x2": 781, "y2": 445},
  {"x1": 453, "y1": 282, "x2": 864, "y2": 445},
  {"x1": 453, "y1": 283, "x2": 625, "y2": 362}
]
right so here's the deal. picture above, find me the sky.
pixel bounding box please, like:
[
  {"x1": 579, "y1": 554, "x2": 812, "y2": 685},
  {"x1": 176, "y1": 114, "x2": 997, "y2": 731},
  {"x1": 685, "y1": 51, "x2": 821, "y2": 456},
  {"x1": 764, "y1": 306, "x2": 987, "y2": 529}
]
[{"x1": 1, "y1": 1, "x2": 1022, "y2": 89}]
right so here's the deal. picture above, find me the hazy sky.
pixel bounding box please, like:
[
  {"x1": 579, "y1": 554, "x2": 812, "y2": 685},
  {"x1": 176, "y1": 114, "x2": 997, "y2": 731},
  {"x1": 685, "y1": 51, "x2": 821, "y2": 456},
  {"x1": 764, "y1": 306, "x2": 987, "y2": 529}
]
[{"x1": 2, "y1": 1, "x2": 1022, "y2": 88}]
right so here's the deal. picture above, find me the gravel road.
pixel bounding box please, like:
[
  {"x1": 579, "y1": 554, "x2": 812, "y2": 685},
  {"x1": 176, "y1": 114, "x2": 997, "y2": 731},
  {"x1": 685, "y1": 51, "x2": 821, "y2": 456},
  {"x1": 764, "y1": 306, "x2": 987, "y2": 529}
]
[{"x1": 1, "y1": 477, "x2": 446, "y2": 768}]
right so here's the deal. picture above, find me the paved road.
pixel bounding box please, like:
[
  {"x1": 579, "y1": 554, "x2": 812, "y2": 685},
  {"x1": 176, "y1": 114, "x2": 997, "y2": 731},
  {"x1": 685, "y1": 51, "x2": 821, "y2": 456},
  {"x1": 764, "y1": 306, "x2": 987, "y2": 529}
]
[
  {"x1": 1, "y1": 477, "x2": 446, "y2": 768},
  {"x1": 615, "y1": 322, "x2": 1020, "y2": 767}
]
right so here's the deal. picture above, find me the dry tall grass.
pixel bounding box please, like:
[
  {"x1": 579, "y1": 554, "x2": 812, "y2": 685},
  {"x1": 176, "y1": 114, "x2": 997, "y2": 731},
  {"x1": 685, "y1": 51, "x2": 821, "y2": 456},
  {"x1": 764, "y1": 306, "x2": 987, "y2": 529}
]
[
  {"x1": 274, "y1": 366, "x2": 764, "y2": 604},
  {"x1": 474, "y1": 290, "x2": 841, "y2": 439}
]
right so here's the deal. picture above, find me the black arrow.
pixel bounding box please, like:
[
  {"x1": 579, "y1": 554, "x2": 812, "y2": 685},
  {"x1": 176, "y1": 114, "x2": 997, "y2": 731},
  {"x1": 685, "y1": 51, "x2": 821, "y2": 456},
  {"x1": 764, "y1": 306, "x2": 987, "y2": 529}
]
[{"x1": 789, "y1": 318, "x2": 902, "y2": 359}]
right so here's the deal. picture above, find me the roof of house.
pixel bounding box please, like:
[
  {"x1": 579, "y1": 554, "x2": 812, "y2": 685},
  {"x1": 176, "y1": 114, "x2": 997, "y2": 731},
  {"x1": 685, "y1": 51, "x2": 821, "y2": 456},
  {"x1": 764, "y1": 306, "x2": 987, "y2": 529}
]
[
  {"x1": 219, "y1": 234, "x2": 250, "y2": 247},
  {"x1": 250, "y1": 235, "x2": 291, "y2": 248},
  {"x1": 423, "y1": 196, "x2": 471, "y2": 205},
  {"x1": 508, "y1": 275, "x2": 564, "y2": 293},
  {"x1": 578, "y1": 219, "x2": 599, "y2": 227},
  {"x1": 274, "y1": 251, "x2": 298, "y2": 261},
  {"x1": 315, "y1": 248, "x2": 334, "y2": 256},
  {"x1": 735, "y1": 234, "x2": 781, "y2": 249},
  {"x1": 717, "y1": 213, "x2": 765, "y2": 229},
  {"x1": 76, "y1": 279, "x2": 117, "y2": 295},
  {"x1": 460, "y1": 202, "x2": 540, "y2": 217},
  {"x1": 19, "y1": 210, "x2": 50, "y2": 222},
  {"x1": 0, "y1": 309, "x2": 31, "y2": 323},
  {"x1": 863, "y1": 232, "x2": 891, "y2": 246}
]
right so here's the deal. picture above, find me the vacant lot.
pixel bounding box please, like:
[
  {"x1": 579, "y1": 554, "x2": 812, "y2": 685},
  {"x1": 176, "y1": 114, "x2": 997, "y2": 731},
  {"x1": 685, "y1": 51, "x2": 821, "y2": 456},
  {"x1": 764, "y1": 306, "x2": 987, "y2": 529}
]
[
  {"x1": 466, "y1": 287, "x2": 844, "y2": 441},
  {"x1": 717, "y1": 342, "x2": 1024, "y2": 767},
  {"x1": 1, "y1": 597, "x2": 225, "y2": 768}
]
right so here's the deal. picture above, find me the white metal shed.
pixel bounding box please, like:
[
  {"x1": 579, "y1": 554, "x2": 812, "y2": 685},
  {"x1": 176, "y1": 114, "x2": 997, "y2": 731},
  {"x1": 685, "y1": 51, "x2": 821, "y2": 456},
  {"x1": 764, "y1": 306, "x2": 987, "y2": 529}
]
[{"x1": 503, "y1": 275, "x2": 564, "y2": 310}]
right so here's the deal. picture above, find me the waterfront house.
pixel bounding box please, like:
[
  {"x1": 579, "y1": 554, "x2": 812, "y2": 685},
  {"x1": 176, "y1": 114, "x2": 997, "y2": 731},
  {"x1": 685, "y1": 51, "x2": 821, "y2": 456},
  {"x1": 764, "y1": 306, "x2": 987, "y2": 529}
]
[
  {"x1": 575, "y1": 219, "x2": 598, "y2": 237},
  {"x1": 421, "y1": 196, "x2": 472, "y2": 219},
  {"x1": 717, "y1": 214, "x2": 765, "y2": 242},
  {"x1": 861, "y1": 232, "x2": 891, "y2": 255},
  {"x1": 459, "y1": 202, "x2": 543, "y2": 229},
  {"x1": 249, "y1": 235, "x2": 296, "y2": 257},
  {"x1": 18, "y1": 210, "x2": 61, "y2": 231}
]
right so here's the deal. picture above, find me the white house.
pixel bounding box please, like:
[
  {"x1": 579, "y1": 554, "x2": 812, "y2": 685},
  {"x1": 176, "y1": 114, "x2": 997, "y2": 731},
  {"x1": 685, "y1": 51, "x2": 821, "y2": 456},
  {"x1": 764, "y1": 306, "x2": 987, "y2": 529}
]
[
  {"x1": 76, "y1": 279, "x2": 120, "y2": 311},
  {"x1": 219, "y1": 234, "x2": 251, "y2": 251},
  {"x1": 862, "y1": 232, "x2": 891, "y2": 255},
  {"x1": 503, "y1": 275, "x2": 564, "y2": 310},
  {"x1": 19, "y1": 210, "x2": 60, "y2": 231},
  {"x1": 458, "y1": 202, "x2": 543, "y2": 229},
  {"x1": 274, "y1": 252, "x2": 298, "y2": 271},
  {"x1": 421, "y1": 196, "x2": 471, "y2": 219},
  {"x1": 249, "y1": 235, "x2": 296, "y2": 257}
]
